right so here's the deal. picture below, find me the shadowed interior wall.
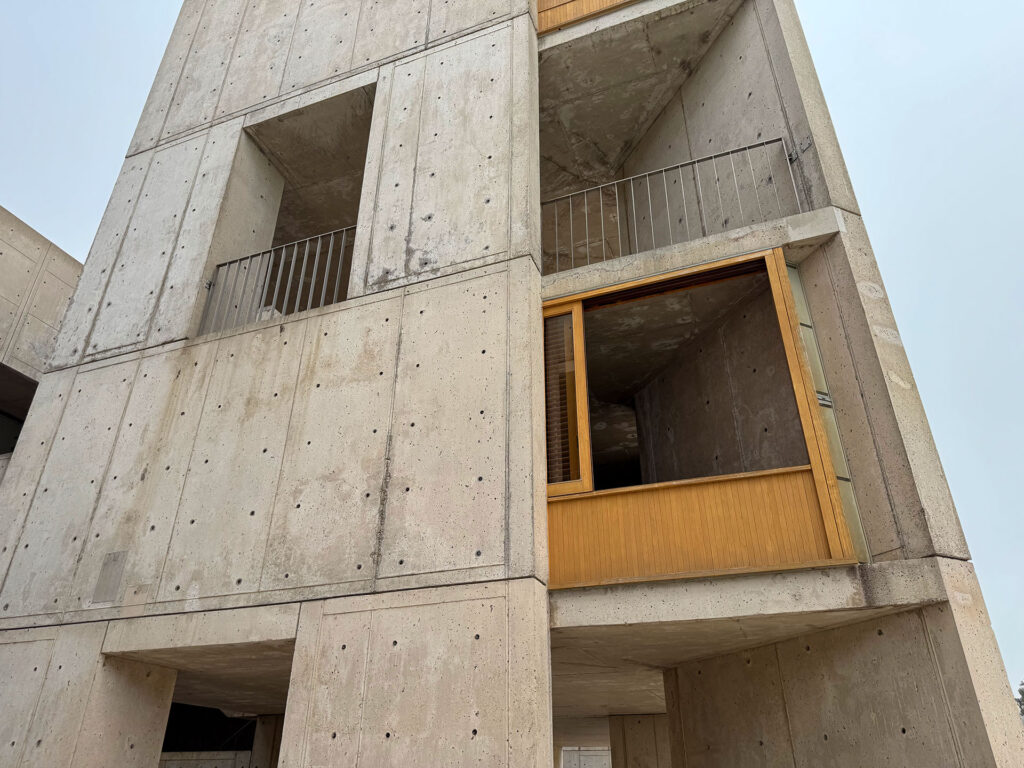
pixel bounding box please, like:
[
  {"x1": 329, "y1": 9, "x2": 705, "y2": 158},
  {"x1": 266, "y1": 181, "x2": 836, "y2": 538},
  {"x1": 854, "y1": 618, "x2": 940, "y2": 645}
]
[{"x1": 635, "y1": 287, "x2": 806, "y2": 483}]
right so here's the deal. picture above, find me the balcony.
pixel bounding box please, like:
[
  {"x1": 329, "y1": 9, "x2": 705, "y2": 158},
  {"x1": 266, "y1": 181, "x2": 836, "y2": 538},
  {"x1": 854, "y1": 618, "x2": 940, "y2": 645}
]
[
  {"x1": 543, "y1": 249, "x2": 857, "y2": 589},
  {"x1": 541, "y1": 138, "x2": 799, "y2": 275},
  {"x1": 199, "y1": 226, "x2": 355, "y2": 335}
]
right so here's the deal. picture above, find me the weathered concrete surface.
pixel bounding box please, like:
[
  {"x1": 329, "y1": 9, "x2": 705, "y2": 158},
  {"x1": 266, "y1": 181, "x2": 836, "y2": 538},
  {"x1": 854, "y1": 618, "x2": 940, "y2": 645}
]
[
  {"x1": 660, "y1": 586, "x2": 1024, "y2": 768},
  {"x1": 0, "y1": 206, "x2": 81, "y2": 380},
  {"x1": 2, "y1": 257, "x2": 546, "y2": 628},
  {"x1": 609, "y1": 715, "x2": 672, "y2": 768},
  {"x1": 277, "y1": 579, "x2": 552, "y2": 768},
  {"x1": 0, "y1": 621, "x2": 176, "y2": 768}
]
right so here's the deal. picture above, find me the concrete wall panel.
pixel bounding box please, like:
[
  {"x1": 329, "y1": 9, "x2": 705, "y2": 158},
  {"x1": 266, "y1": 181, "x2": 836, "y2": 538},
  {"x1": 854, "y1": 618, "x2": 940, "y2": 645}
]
[
  {"x1": 52, "y1": 155, "x2": 152, "y2": 368},
  {"x1": 149, "y1": 119, "x2": 258, "y2": 346},
  {"x1": 350, "y1": 0, "x2": 431, "y2": 69},
  {"x1": 129, "y1": 0, "x2": 207, "y2": 154},
  {"x1": 9, "y1": 317, "x2": 58, "y2": 375},
  {"x1": 776, "y1": 611, "x2": 962, "y2": 767},
  {"x1": 88, "y1": 136, "x2": 207, "y2": 356},
  {"x1": 27, "y1": 271, "x2": 75, "y2": 330},
  {"x1": 0, "y1": 362, "x2": 134, "y2": 617},
  {"x1": 70, "y1": 344, "x2": 217, "y2": 609},
  {"x1": 0, "y1": 636, "x2": 52, "y2": 765},
  {"x1": 378, "y1": 272, "x2": 507, "y2": 578},
  {"x1": 216, "y1": 0, "x2": 297, "y2": 118},
  {"x1": 428, "y1": 0, "x2": 511, "y2": 42},
  {"x1": 361, "y1": 26, "x2": 513, "y2": 291},
  {"x1": 609, "y1": 714, "x2": 672, "y2": 768},
  {"x1": 279, "y1": 582, "x2": 549, "y2": 768},
  {"x1": 158, "y1": 322, "x2": 305, "y2": 600},
  {"x1": 262, "y1": 297, "x2": 400, "y2": 591},
  {"x1": 281, "y1": 0, "x2": 362, "y2": 93},
  {"x1": 0, "y1": 369, "x2": 75, "y2": 584},
  {"x1": 163, "y1": 0, "x2": 247, "y2": 139},
  {"x1": 0, "y1": 241, "x2": 35, "y2": 306}
]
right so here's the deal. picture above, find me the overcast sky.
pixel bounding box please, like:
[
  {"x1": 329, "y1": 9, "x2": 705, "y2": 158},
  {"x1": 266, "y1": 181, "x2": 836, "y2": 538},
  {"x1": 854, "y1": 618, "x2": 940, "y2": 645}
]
[{"x1": 0, "y1": 1, "x2": 1020, "y2": 691}]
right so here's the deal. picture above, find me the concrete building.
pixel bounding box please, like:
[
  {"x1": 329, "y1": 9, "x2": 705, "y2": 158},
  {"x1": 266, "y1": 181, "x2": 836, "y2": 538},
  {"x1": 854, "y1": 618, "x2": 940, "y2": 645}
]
[
  {"x1": 0, "y1": 206, "x2": 82, "y2": 483},
  {"x1": 1, "y1": 0, "x2": 1021, "y2": 766}
]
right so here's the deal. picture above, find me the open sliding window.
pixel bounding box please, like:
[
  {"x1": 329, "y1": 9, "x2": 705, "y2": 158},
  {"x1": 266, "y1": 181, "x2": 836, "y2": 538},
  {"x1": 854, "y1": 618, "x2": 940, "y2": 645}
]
[{"x1": 543, "y1": 248, "x2": 857, "y2": 589}]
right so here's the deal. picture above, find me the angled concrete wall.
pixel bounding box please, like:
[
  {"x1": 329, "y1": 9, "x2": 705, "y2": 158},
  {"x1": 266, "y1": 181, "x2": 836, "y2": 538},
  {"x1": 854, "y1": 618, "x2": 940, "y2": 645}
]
[{"x1": 0, "y1": 206, "x2": 81, "y2": 380}]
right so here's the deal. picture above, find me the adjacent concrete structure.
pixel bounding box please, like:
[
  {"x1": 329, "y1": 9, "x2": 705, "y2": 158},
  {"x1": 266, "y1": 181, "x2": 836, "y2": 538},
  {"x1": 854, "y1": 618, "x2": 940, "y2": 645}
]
[
  {"x1": 1, "y1": 1, "x2": 1021, "y2": 766},
  {"x1": 0, "y1": 206, "x2": 82, "y2": 483}
]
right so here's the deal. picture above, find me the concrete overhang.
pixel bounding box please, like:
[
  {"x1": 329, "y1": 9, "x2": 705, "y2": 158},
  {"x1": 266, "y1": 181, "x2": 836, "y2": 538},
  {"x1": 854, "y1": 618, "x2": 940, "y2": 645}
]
[
  {"x1": 541, "y1": 206, "x2": 845, "y2": 300},
  {"x1": 102, "y1": 604, "x2": 299, "y2": 715},
  {"x1": 549, "y1": 559, "x2": 948, "y2": 717},
  {"x1": 538, "y1": 0, "x2": 744, "y2": 199}
]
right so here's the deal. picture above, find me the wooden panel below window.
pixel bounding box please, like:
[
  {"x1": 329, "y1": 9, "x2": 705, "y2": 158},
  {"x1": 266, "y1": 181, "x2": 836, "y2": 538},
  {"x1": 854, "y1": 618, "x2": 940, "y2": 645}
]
[
  {"x1": 547, "y1": 465, "x2": 848, "y2": 589},
  {"x1": 538, "y1": 0, "x2": 640, "y2": 35}
]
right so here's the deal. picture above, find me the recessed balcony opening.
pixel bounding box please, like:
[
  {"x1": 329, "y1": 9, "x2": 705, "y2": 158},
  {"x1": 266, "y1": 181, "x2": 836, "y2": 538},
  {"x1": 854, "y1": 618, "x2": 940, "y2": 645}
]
[
  {"x1": 544, "y1": 250, "x2": 857, "y2": 589},
  {"x1": 0, "y1": 363, "x2": 37, "y2": 459},
  {"x1": 538, "y1": 0, "x2": 804, "y2": 275},
  {"x1": 199, "y1": 84, "x2": 375, "y2": 334}
]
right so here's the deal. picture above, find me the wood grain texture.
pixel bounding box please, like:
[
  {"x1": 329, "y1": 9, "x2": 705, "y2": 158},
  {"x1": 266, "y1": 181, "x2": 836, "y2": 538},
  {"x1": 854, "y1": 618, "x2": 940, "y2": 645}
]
[
  {"x1": 547, "y1": 466, "x2": 844, "y2": 589},
  {"x1": 538, "y1": 0, "x2": 641, "y2": 35}
]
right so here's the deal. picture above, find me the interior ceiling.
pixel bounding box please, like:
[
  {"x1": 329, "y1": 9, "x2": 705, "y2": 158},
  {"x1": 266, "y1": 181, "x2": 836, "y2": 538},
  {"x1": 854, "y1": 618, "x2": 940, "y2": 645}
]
[
  {"x1": 248, "y1": 84, "x2": 375, "y2": 246},
  {"x1": 539, "y1": 0, "x2": 743, "y2": 200},
  {"x1": 551, "y1": 606, "x2": 905, "y2": 718},
  {"x1": 0, "y1": 363, "x2": 37, "y2": 421},
  {"x1": 114, "y1": 640, "x2": 295, "y2": 716},
  {"x1": 585, "y1": 273, "x2": 768, "y2": 466}
]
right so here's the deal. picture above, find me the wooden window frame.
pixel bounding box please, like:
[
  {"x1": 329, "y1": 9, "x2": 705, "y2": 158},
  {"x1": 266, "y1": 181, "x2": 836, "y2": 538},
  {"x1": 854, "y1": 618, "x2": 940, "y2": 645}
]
[
  {"x1": 543, "y1": 301, "x2": 594, "y2": 497},
  {"x1": 542, "y1": 248, "x2": 855, "y2": 561}
]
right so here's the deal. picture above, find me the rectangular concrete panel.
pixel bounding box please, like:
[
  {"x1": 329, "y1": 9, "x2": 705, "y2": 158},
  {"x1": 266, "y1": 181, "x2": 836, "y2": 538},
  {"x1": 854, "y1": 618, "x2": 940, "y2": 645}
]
[
  {"x1": 163, "y1": 0, "x2": 247, "y2": 139},
  {"x1": 27, "y1": 270, "x2": 75, "y2": 330},
  {"x1": 261, "y1": 297, "x2": 400, "y2": 591},
  {"x1": 10, "y1": 316, "x2": 58, "y2": 376},
  {"x1": 51, "y1": 154, "x2": 153, "y2": 368},
  {"x1": 0, "y1": 241, "x2": 36, "y2": 305},
  {"x1": 129, "y1": 0, "x2": 207, "y2": 154},
  {"x1": 378, "y1": 271, "x2": 508, "y2": 578},
  {"x1": 158, "y1": 321, "x2": 305, "y2": 601},
  {"x1": 281, "y1": 0, "x2": 361, "y2": 93},
  {"x1": 149, "y1": 119, "x2": 248, "y2": 347},
  {"x1": 0, "y1": 636, "x2": 53, "y2": 766},
  {"x1": 428, "y1": 0, "x2": 511, "y2": 41},
  {"x1": 216, "y1": 0, "x2": 297, "y2": 118},
  {"x1": 0, "y1": 362, "x2": 135, "y2": 617},
  {"x1": 776, "y1": 610, "x2": 962, "y2": 767},
  {"x1": 350, "y1": 0, "x2": 430, "y2": 69},
  {"x1": 87, "y1": 135, "x2": 208, "y2": 356},
  {"x1": 70, "y1": 343, "x2": 217, "y2": 609},
  {"x1": 0, "y1": 368, "x2": 75, "y2": 586},
  {"x1": 362, "y1": 25, "x2": 513, "y2": 289}
]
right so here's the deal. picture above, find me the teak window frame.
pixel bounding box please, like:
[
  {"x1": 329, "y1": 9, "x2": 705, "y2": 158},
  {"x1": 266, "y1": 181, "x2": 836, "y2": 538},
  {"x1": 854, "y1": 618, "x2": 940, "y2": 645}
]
[
  {"x1": 542, "y1": 248, "x2": 854, "y2": 562},
  {"x1": 543, "y1": 302, "x2": 594, "y2": 497}
]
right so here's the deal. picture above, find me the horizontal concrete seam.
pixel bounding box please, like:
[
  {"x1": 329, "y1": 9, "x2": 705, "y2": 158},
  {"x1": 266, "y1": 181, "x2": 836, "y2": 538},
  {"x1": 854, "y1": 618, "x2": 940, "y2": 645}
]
[
  {"x1": 0, "y1": 575, "x2": 550, "y2": 635},
  {"x1": 124, "y1": 12, "x2": 535, "y2": 159}
]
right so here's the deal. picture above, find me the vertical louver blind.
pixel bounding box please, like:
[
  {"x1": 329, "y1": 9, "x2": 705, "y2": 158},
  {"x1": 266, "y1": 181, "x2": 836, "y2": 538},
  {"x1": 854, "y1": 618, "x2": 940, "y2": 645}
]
[{"x1": 544, "y1": 313, "x2": 580, "y2": 484}]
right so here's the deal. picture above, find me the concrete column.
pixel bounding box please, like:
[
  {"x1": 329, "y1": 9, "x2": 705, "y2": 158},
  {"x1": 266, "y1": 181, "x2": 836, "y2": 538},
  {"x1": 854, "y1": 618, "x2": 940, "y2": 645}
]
[
  {"x1": 0, "y1": 620, "x2": 175, "y2": 768},
  {"x1": 278, "y1": 579, "x2": 552, "y2": 768},
  {"x1": 608, "y1": 715, "x2": 672, "y2": 768},
  {"x1": 251, "y1": 715, "x2": 284, "y2": 768}
]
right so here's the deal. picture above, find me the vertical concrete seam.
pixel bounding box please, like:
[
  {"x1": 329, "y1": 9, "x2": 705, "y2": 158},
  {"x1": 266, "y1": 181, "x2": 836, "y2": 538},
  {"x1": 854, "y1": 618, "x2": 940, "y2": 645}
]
[
  {"x1": 142, "y1": 130, "x2": 214, "y2": 347},
  {"x1": 65, "y1": 634, "x2": 108, "y2": 768},
  {"x1": 150, "y1": 0, "x2": 211, "y2": 154},
  {"x1": 13, "y1": 627, "x2": 60, "y2": 766},
  {"x1": 275, "y1": 0, "x2": 304, "y2": 99},
  {"x1": 256, "y1": 320, "x2": 310, "y2": 590},
  {"x1": 369, "y1": 290, "x2": 406, "y2": 591},
  {"x1": 64, "y1": 358, "x2": 145, "y2": 613},
  {"x1": 352, "y1": 609, "x2": 376, "y2": 768},
  {"x1": 773, "y1": 644, "x2": 800, "y2": 768},
  {"x1": 401, "y1": 56, "x2": 431, "y2": 277},
  {"x1": 75, "y1": 151, "x2": 157, "y2": 365},
  {"x1": 820, "y1": 235, "x2": 907, "y2": 558},
  {"x1": 752, "y1": 0, "x2": 809, "y2": 207},
  {"x1": 2, "y1": 242, "x2": 48, "y2": 362},
  {"x1": 503, "y1": 22, "x2": 516, "y2": 578},
  {"x1": 153, "y1": 337, "x2": 224, "y2": 597},
  {"x1": 209, "y1": 0, "x2": 253, "y2": 123},
  {"x1": 918, "y1": 609, "x2": 969, "y2": 766},
  {"x1": 0, "y1": 374, "x2": 73, "y2": 594},
  {"x1": 298, "y1": 603, "x2": 328, "y2": 766},
  {"x1": 360, "y1": 64, "x2": 395, "y2": 291}
]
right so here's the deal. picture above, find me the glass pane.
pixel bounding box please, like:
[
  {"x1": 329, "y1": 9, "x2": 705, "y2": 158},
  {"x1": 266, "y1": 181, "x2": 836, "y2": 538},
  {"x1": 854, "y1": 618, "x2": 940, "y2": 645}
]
[{"x1": 544, "y1": 313, "x2": 581, "y2": 484}]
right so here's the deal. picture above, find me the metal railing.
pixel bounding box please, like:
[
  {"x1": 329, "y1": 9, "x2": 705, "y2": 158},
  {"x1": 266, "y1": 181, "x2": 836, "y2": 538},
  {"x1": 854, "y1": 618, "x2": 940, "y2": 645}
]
[
  {"x1": 199, "y1": 226, "x2": 356, "y2": 335},
  {"x1": 541, "y1": 138, "x2": 801, "y2": 275}
]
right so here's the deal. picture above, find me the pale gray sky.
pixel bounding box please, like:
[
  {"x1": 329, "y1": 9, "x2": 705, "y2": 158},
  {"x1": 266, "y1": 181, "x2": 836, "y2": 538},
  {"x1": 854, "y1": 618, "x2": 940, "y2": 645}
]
[{"x1": 0, "y1": 1, "x2": 1020, "y2": 690}]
